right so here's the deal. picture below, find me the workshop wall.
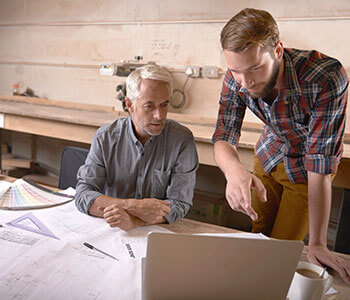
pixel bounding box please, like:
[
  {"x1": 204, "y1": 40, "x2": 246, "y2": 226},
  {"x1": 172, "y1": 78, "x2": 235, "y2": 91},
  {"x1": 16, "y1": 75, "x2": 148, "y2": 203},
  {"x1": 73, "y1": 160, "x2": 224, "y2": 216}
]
[{"x1": 0, "y1": 0, "x2": 349, "y2": 131}]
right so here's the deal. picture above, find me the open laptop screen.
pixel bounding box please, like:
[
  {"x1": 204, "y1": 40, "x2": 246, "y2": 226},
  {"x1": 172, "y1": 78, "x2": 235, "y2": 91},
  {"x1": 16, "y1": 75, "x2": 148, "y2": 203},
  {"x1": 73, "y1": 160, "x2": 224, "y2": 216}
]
[{"x1": 143, "y1": 232, "x2": 303, "y2": 300}]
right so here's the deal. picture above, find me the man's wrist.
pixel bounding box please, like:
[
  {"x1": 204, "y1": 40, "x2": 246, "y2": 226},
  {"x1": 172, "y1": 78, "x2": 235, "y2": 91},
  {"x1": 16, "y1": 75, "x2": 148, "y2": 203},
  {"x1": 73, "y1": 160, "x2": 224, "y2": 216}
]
[
  {"x1": 225, "y1": 162, "x2": 246, "y2": 180},
  {"x1": 308, "y1": 239, "x2": 327, "y2": 248},
  {"x1": 308, "y1": 232, "x2": 328, "y2": 248},
  {"x1": 119, "y1": 198, "x2": 136, "y2": 211}
]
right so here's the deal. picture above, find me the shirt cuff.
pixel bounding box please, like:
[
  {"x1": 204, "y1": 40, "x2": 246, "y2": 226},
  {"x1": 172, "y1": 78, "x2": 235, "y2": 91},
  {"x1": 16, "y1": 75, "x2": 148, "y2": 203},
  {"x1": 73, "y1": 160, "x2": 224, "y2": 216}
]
[
  {"x1": 305, "y1": 153, "x2": 340, "y2": 174},
  {"x1": 75, "y1": 190, "x2": 103, "y2": 214},
  {"x1": 212, "y1": 131, "x2": 240, "y2": 147},
  {"x1": 164, "y1": 199, "x2": 191, "y2": 224}
]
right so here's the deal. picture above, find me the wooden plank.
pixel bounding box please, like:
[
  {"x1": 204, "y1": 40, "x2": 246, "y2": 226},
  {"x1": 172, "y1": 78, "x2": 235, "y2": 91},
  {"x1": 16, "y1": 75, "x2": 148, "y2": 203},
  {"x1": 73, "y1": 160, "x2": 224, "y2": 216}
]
[
  {"x1": 0, "y1": 99, "x2": 120, "y2": 126},
  {"x1": 4, "y1": 114, "x2": 96, "y2": 144},
  {"x1": 0, "y1": 95, "x2": 264, "y2": 132},
  {"x1": 0, "y1": 94, "x2": 115, "y2": 113},
  {"x1": 2, "y1": 153, "x2": 32, "y2": 169}
]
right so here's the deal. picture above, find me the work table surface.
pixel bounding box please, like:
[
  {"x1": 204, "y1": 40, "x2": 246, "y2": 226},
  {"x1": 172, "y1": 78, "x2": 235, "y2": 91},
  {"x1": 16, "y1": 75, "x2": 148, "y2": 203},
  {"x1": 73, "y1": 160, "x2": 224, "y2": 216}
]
[{"x1": 0, "y1": 94, "x2": 348, "y2": 152}]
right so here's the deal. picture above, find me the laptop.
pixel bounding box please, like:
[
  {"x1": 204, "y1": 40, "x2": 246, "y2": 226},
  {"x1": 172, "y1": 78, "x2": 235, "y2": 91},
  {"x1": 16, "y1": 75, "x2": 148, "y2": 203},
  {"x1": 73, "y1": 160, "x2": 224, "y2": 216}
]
[{"x1": 142, "y1": 232, "x2": 303, "y2": 300}]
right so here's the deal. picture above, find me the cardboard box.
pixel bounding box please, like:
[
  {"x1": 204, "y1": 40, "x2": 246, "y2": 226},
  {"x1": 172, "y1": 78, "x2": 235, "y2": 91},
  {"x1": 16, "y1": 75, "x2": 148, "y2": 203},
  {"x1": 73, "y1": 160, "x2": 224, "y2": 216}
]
[{"x1": 186, "y1": 189, "x2": 230, "y2": 226}]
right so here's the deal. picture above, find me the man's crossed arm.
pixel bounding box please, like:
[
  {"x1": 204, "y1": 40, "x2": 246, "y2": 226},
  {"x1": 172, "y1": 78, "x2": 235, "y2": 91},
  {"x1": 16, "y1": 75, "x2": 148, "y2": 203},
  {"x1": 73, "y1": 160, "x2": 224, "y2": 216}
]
[{"x1": 88, "y1": 195, "x2": 171, "y2": 230}]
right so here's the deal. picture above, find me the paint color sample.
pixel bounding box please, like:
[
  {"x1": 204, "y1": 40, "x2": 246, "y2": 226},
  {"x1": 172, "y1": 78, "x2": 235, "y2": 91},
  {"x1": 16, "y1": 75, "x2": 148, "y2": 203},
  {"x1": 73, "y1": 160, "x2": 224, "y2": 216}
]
[{"x1": 0, "y1": 179, "x2": 74, "y2": 209}]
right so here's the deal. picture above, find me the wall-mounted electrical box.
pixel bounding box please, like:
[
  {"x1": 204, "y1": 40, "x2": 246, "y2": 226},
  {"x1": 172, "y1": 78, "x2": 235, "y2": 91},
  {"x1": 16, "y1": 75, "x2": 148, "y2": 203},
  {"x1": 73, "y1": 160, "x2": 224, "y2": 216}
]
[
  {"x1": 185, "y1": 65, "x2": 201, "y2": 77},
  {"x1": 100, "y1": 63, "x2": 145, "y2": 77},
  {"x1": 202, "y1": 66, "x2": 219, "y2": 78},
  {"x1": 100, "y1": 56, "x2": 146, "y2": 77},
  {"x1": 100, "y1": 64, "x2": 117, "y2": 76},
  {"x1": 116, "y1": 63, "x2": 145, "y2": 77}
]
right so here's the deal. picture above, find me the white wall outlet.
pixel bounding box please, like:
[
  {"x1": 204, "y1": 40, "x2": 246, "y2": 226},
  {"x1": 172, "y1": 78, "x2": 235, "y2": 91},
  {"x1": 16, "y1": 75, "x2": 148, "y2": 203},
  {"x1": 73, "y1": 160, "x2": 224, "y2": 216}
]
[
  {"x1": 185, "y1": 65, "x2": 200, "y2": 77},
  {"x1": 202, "y1": 66, "x2": 219, "y2": 78},
  {"x1": 100, "y1": 64, "x2": 117, "y2": 76}
]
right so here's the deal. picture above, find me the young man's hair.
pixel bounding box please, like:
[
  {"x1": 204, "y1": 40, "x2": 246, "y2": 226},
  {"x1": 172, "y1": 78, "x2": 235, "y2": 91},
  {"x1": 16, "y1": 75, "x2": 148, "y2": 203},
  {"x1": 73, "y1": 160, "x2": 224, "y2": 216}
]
[
  {"x1": 221, "y1": 8, "x2": 280, "y2": 52},
  {"x1": 126, "y1": 64, "x2": 173, "y2": 102}
]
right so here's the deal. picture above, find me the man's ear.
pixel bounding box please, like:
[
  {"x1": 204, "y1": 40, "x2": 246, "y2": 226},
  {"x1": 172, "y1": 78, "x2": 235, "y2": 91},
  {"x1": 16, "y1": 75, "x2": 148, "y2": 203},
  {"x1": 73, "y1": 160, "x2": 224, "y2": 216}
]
[
  {"x1": 275, "y1": 41, "x2": 284, "y2": 60},
  {"x1": 125, "y1": 97, "x2": 134, "y2": 113}
]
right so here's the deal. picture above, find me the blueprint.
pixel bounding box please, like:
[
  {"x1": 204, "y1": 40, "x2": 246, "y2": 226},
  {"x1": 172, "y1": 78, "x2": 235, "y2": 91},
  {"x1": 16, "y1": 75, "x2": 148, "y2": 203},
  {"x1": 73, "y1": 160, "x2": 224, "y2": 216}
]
[{"x1": 0, "y1": 242, "x2": 141, "y2": 300}]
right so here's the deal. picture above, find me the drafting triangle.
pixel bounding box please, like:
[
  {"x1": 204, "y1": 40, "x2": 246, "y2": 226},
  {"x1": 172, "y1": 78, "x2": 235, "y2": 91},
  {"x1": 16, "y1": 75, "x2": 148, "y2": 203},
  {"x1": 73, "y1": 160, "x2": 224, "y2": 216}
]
[{"x1": 7, "y1": 212, "x2": 60, "y2": 240}]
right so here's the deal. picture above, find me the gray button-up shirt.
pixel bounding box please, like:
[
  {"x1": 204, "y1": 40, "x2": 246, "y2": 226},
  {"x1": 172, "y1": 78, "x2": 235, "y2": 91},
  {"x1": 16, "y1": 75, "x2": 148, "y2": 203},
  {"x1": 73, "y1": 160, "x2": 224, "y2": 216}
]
[{"x1": 75, "y1": 117, "x2": 198, "y2": 223}]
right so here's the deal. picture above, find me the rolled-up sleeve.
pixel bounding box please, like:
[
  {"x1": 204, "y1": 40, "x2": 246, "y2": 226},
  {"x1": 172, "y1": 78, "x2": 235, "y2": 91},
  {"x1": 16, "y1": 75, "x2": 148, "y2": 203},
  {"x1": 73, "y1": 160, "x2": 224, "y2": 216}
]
[
  {"x1": 305, "y1": 64, "x2": 348, "y2": 174},
  {"x1": 164, "y1": 133, "x2": 199, "y2": 223},
  {"x1": 75, "y1": 132, "x2": 106, "y2": 214},
  {"x1": 212, "y1": 70, "x2": 246, "y2": 146}
]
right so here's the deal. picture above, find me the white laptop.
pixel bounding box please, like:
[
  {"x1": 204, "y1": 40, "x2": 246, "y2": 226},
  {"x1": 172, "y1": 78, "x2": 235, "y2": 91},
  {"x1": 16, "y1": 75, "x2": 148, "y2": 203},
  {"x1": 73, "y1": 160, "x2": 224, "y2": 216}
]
[{"x1": 142, "y1": 232, "x2": 304, "y2": 300}]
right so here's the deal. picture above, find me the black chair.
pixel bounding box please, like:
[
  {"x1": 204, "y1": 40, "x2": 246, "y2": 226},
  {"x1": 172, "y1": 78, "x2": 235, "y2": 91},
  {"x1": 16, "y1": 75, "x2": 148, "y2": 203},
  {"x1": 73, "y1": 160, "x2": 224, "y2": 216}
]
[
  {"x1": 333, "y1": 189, "x2": 350, "y2": 254},
  {"x1": 58, "y1": 146, "x2": 89, "y2": 189}
]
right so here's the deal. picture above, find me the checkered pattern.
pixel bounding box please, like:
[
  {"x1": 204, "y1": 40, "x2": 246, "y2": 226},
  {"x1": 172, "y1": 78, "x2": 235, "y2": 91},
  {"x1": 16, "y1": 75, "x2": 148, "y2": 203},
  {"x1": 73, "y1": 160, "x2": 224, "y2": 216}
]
[{"x1": 213, "y1": 48, "x2": 348, "y2": 183}]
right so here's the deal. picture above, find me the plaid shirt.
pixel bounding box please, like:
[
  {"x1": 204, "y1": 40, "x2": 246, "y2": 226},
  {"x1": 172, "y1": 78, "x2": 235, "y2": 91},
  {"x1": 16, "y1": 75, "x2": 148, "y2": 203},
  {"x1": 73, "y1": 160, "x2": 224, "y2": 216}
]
[{"x1": 213, "y1": 48, "x2": 348, "y2": 183}]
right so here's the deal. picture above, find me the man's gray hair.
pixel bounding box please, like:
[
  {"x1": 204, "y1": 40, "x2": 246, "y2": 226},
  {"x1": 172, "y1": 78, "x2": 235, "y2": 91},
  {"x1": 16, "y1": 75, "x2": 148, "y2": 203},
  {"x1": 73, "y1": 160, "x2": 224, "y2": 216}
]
[{"x1": 126, "y1": 64, "x2": 173, "y2": 102}]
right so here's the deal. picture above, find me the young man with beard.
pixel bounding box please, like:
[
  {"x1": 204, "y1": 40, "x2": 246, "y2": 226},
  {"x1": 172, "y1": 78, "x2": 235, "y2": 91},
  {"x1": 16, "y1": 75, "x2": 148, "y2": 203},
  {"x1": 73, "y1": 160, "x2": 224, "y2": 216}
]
[
  {"x1": 75, "y1": 64, "x2": 198, "y2": 230},
  {"x1": 212, "y1": 8, "x2": 350, "y2": 282}
]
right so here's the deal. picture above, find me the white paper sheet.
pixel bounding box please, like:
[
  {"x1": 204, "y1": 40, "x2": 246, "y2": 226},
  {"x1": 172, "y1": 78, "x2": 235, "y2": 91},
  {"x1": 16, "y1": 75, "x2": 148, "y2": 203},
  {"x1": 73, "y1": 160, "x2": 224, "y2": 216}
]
[
  {"x1": 112, "y1": 225, "x2": 173, "y2": 260},
  {"x1": 196, "y1": 232, "x2": 270, "y2": 239},
  {"x1": 60, "y1": 187, "x2": 76, "y2": 196}
]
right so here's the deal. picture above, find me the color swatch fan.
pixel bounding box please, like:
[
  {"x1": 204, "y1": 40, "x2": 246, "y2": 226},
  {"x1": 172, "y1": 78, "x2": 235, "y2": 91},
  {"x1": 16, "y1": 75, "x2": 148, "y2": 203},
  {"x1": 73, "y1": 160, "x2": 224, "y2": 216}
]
[{"x1": 0, "y1": 179, "x2": 74, "y2": 210}]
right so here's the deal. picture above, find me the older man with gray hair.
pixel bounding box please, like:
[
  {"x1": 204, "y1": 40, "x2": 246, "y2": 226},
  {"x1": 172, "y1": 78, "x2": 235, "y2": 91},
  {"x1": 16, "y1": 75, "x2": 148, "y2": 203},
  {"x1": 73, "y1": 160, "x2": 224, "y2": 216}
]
[{"x1": 75, "y1": 64, "x2": 198, "y2": 230}]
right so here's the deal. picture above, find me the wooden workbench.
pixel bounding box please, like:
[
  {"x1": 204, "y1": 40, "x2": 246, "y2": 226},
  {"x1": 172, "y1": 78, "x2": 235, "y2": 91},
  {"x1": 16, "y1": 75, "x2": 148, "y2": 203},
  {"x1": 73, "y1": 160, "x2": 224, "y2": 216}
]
[{"x1": 0, "y1": 94, "x2": 349, "y2": 188}]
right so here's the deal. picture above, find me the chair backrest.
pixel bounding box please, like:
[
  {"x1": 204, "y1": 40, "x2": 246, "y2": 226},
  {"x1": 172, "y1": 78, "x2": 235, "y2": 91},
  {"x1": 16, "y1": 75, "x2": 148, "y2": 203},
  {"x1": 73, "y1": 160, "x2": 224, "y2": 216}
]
[
  {"x1": 58, "y1": 146, "x2": 89, "y2": 189},
  {"x1": 334, "y1": 189, "x2": 350, "y2": 254}
]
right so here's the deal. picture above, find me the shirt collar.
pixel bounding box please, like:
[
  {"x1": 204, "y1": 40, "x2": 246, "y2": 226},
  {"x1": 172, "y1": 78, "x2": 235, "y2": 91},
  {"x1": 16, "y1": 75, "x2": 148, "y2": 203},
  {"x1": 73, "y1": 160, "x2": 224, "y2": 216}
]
[
  {"x1": 127, "y1": 116, "x2": 140, "y2": 145},
  {"x1": 282, "y1": 50, "x2": 302, "y2": 97}
]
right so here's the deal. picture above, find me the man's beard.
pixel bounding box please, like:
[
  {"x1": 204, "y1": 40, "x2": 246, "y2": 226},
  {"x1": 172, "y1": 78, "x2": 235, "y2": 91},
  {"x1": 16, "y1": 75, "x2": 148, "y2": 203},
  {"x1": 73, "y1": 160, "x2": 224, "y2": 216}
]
[
  {"x1": 133, "y1": 108, "x2": 164, "y2": 137},
  {"x1": 250, "y1": 58, "x2": 280, "y2": 99}
]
